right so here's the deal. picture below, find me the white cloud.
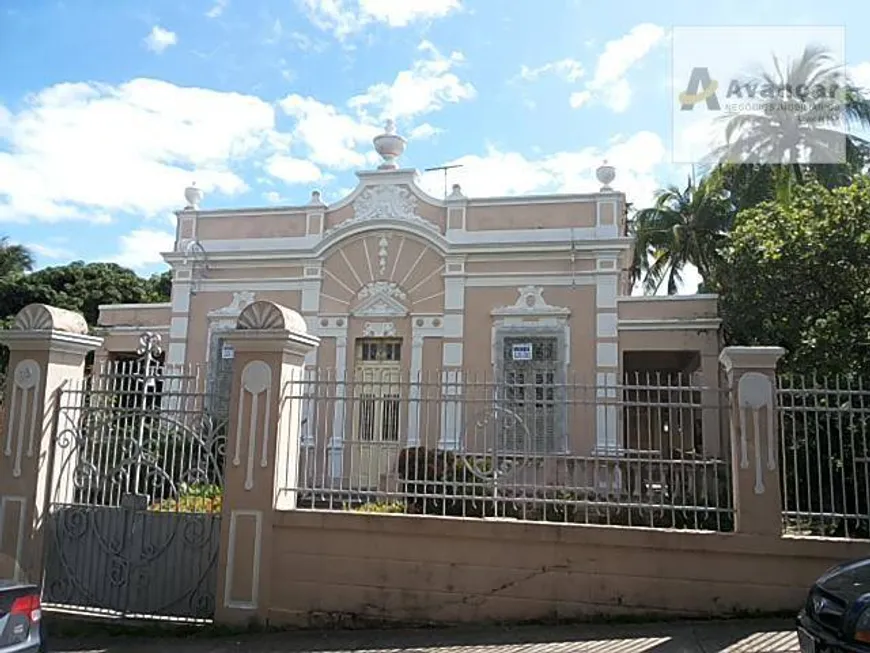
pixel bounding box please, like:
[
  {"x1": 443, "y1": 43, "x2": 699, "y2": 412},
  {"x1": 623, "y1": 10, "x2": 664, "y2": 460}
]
[
  {"x1": 0, "y1": 78, "x2": 281, "y2": 223},
  {"x1": 265, "y1": 155, "x2": 328, "y2": 184},
  {"x1": 279, "y1": 41, "x2": 473, "y2": 168},
  {"x1": 518, "y1": 59, "x2": 585, "y2": 83},
  {"x1": 206, "y1": 0, "x2": 229, "y2": 18},
  {"x1": 571, "y1": 23, "x2": 665, "y2": 112},
  {"x1": 110, "y1": 228, "x2": 175, "y2": 270},
  {"x1": 300, "y1": 0, "x2": 461, "y2": 39},
  {"x1": 279, "y1": 94, "x2": 378, "y2": 170},
  {"x1": 418, "y1": 130, "x2": 665, "y2": 209},
  {"x1": 569, "y1": 90, "x2": 591, "y2": 108},
  {"x1": 408, "y1": 122, "x2": 441, "y2": 140},
  {"x1": 144, "y1": 26, "x2": 178, "y2": 54},
  {"x1": 29, "y1": 242, "x2": 74, "y2": 261},
  {"x1": 348, "y1": 41, "x2": 475, "y2": 121}
]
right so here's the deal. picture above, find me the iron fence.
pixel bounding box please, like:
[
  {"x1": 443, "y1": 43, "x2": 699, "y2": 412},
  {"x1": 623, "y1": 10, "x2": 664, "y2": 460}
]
[
  {"x1": 289, "y1": 370, "x2": 734, "y2": 531},
  {"x1": 778, "y1": 374, "x2": 870, "y2": 539},
  {"x1": 41, "y1": 333, "x2": 228, "y2": 622}
]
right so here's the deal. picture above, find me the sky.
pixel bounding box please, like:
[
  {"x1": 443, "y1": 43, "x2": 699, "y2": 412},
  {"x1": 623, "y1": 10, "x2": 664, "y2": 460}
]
[{"x1": 1, "y1": 0, "x2": 869, "y2": 292}]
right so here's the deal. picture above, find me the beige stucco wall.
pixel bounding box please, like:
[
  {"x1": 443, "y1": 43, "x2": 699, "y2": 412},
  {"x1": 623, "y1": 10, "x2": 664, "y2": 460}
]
[
  {"x1": 98, "y1": 304, "x2": 170, "y2": 328},
  {"x1": 267, "y1": 511, "x2": 865, "y2": 626},
  {"x1": 618, "y1": 296, "x2": 719, "y2": 321},
  {"x1": 465, "y1": 201, "x2": 597, "y2": 231},
  {"x1": 194, "y1": 213, "x2": 307, "y2": 239}
]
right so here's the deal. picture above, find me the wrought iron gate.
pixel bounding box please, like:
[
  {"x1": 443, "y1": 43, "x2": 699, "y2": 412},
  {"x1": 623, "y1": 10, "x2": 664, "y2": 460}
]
[{"x1": 41, "y1": 333, "x2": 227, "y2": 621}]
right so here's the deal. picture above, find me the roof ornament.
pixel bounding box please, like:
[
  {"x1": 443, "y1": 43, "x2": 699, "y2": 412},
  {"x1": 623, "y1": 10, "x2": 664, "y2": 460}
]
[
  {"x1": 373, "y1": 119, "x2": 406, "y2": 171},
  {"x1": 184, "y1": 182, "x2": 204, "y2": 210},
  {"x1": 596, "y1": 160, "x2": 616, "y2": 192}
]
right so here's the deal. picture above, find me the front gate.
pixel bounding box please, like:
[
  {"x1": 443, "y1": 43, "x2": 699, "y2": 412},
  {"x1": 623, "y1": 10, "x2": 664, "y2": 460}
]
[{"x1": 41, "y1": 333, "x2": 227, "y2": 621}]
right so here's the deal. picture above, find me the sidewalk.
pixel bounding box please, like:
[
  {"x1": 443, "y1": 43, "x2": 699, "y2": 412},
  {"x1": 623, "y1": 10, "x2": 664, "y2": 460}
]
[{"x1": 53, "y1": 618, "x2": 801, "y2": 653}]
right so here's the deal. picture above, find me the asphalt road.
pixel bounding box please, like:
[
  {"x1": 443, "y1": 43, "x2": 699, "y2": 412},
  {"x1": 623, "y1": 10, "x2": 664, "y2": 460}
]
[{"x1": 50, "y1": 618, "x2": 802, "y2": 653}]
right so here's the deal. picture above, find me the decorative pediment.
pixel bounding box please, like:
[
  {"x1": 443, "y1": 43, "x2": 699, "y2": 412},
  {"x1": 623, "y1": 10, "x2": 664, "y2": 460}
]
[
  {"x1": 324, "y1": 185, "x2": 439, "y2": 237},
  {"x1": 491, "y1": 286, "x2": 571, "y2": 318},
  {"x1": 352, "y1": 281, "x2": 408, "y2": 317}
]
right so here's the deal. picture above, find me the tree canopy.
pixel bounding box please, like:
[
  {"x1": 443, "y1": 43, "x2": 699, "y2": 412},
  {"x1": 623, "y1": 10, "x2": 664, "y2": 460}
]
[
  {"x1": 0, "y1": 261, "x2": 170, "y2": 328},
  {"x1": 714, "y1": 179, "x2": 870, "y2": 376}
]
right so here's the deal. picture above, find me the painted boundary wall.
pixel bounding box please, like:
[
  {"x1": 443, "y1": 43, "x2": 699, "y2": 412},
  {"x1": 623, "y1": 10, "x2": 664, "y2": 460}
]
[{"x1": 265, "y1": 510, "x2": 864, "y2": 626}]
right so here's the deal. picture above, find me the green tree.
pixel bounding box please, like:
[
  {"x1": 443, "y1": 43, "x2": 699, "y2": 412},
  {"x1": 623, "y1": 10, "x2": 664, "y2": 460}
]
[
  {"x1": 713, "y1": 178, "x2": 870, "y2": 376},
  {"x1": 147, "y1": 270, "x2": 172, "y2": 302},
  {"x1": 630, "y1": 175, "x2": 732, "y2": 295},
  {"x1": 0, "y1": 262, "x2": 169, "y2": 327},
  {"x1": 0, "y1": 236, "x2": 34, "y2": 278}
]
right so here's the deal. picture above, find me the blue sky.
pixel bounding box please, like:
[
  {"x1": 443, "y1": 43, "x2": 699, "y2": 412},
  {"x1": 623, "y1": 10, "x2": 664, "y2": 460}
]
[{"x1": 0, "y1": 0, "x2": 868, "y2": 287}]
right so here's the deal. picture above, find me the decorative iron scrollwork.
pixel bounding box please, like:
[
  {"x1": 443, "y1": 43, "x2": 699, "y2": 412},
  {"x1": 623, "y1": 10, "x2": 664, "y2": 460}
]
[{"x1": 42, "y1": 334, "x2": 226, "y2": 621}]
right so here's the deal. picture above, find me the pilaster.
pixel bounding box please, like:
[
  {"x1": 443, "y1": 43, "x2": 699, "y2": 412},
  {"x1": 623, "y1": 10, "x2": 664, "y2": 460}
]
[{"x1": 0, "y1": 304, "x2": 102, "y2": 582}]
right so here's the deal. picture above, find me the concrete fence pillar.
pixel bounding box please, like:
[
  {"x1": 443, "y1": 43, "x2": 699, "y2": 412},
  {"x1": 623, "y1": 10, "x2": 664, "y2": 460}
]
[
  {"x1": 0, "y1": 304, "x2": 102, "y2": 582},
  {"x1": 215, "y1": 301, "x2": 319, "y2": 626},
  {"x1": 719, "y1": 346, "x2": 786, "y2": 536}
]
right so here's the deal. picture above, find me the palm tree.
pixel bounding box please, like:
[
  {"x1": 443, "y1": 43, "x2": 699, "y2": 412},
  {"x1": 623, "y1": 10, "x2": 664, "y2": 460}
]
[
  {"x1": 630, "y1": 176, "x2": 732, "y2": 295},
  {"x1": 0, "y1": 237, "x2": 34, "y2": 278},
  {"x1": 710, "y1": 45, "x2": 870, "y2": 189}
]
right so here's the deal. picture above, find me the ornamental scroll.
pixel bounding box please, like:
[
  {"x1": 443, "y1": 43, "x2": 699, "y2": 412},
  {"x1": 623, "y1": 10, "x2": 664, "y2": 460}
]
[{"x1": 735, "y1": 372, "x2": 777, "y2": 495}]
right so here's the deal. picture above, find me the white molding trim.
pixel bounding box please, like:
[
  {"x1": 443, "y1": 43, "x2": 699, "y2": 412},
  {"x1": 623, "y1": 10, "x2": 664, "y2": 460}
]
[
  {"x1": 162, "y1": 232, "x2": 633, "y2": 261},
  {"x1": 330, "y1": 333, "x2": 348, "y2": 479},
  {"x1": 99, "y1": 325, "x2": 170, "y2": 334},
  {"x1": 188, "y1": 275, "x2": 598, "y2": 293},
  {"x1": 363, "y1": 321, "x2": 397, "y2": 337},
  {"x1": 223, "y1": 509, "x2": 263, "y2": 610},
  {"x1": 170, "y1": 316, "x2": 188, "y2": 340},
  {"x1": 442, "y1": 343, "x2": 463, "y2": 367},
  {"x1": 491, "y1": 286, "x2": 571, "y2": 318},
  {"x1": 468, "y1": 276, "x2": 594, "y2": 288},
  {"x1": 618, "y1": 293, "x2": 720, "y2": 302},
  {"x1": 98, "y1": 303, "x2": 171, "y2": 311},
  {"x1": 439, "y1": 369, "x2": 463, "y2": 449},
  {"x1": 618, "y1": 319, "x2": 722, "y2": 331},
  {"x1": 596, "y1": 313, "x2": 618, "y2": 338}
]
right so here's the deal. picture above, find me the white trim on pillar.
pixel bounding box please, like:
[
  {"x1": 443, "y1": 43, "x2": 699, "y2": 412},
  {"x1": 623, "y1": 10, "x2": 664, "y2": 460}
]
[
  {"x1": 594, "y1": 255, "x2": 621, "y2": 456},
  {"x1": 439, "y1": 369, "x2": 462, "y2": 449},
  {"x1": 407, "y1": 333, "x2": 424, "y2": 446},
  {"x1": 330, "y1": 335, "x2": 348, "y2": 479},
  {"x1": 304, "y1": 316, "x2": 349, "y2": 479}
]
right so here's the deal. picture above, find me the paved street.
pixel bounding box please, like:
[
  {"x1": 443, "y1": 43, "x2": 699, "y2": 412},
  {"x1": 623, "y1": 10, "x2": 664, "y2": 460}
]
[{"x1": 52, "y1": 618, "x2": 802, "y2": 653}]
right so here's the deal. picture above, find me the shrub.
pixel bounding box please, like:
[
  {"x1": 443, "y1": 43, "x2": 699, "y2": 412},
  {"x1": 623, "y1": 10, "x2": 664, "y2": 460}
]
[
  {"x1": 151, "y1": 483, "x2": 222, "y2": 514},
  {"x1": 352, "y1": 501, "x2": 404, "y2": 514}
]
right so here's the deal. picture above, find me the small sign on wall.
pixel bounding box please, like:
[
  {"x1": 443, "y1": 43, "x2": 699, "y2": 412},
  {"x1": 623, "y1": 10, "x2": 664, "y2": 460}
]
[
  {"x1": 511, "y1": 343, "x2": 533, "y2": 361},
  {"x1": 221, "y1": 344, "x2": 235, "y2": 359}
]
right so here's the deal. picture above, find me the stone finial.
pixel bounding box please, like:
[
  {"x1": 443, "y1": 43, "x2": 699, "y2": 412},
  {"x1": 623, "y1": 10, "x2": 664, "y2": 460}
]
[
  {"x1": 448, "y1": 183, "x2": 465, "y2": 199},
  {"x1": 309, "y1": 190, "x2": 325, "y2": 206},
  {"x1": 184, "y1": 182, "x2": 204, "y2": 210},
  {"x1": 596, "y1": 160, "x2": 616, "y2": 191},
  {"x1": 373, "y1": 119, "x2": 407, "y2": 171},
  {"x1": 12, "y1": 304, "x2": 89, "y2": 335}
]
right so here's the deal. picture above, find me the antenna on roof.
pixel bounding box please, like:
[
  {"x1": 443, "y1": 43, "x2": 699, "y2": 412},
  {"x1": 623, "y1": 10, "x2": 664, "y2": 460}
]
[{"x1": 424, "y1": 163, "x2": 464, "y2": 199}]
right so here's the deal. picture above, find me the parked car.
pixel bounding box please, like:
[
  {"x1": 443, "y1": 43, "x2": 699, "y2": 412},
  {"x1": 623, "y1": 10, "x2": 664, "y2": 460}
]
[
  {"x1": 797, "y1": 557, "x2": 870, "y2": 652},
  {"x1": 0, "y1": 581, "x2": 45, "y2": 653}
]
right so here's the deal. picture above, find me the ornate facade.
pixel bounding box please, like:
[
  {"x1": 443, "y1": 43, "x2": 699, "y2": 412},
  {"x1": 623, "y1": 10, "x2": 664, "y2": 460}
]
[{"x1": 96, "y1": 123, "x2": 722, "y2": 465}]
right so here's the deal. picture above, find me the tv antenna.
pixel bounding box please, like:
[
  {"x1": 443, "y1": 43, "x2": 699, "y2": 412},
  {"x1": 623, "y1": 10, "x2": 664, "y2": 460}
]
[{"x1": 424, "y1": 163, "x2": 464, "y2": 199}]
